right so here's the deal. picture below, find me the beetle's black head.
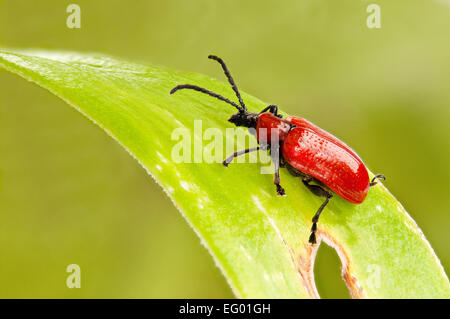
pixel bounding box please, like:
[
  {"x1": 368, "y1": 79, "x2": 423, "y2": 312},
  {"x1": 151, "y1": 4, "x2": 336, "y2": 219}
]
[{"x1": 228, "y1": 111, "x2": 258, "y2": 129}]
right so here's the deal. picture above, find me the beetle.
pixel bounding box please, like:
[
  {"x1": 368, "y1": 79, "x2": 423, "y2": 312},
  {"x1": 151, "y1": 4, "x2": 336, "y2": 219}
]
[{"x1": 170, "y1": 55, "x2": 385, "y2": 244}]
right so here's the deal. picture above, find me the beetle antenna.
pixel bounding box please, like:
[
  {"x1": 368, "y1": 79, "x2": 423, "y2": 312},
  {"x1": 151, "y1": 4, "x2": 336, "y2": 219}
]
[
  {"x1": 208, "y1": 55, "x2": 247, "y2": 111},
  {"x1": 370, "y1": 174, "x2": 386, "y2": 187},
  {"x1": 170, "y1": 84, "x2": 244, "y2": 112}
]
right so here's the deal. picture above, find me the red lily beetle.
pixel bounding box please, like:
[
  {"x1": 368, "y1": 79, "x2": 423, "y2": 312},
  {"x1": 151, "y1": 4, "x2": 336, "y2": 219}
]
[{"x1": 170, "y1": 55, "x2": 385, "y2": 244}]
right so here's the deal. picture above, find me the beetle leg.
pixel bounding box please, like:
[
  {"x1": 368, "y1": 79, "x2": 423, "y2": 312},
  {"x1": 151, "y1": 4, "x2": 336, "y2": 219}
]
[
  {"x1": 285, "y1": 163, "x2": 310, "y2": 179},
  {"x1": 302, "y1": 180, "x2": 333, "y2": 245},
  {"x1": 222, "y1": 147, "x2": 261, "y2": 167},
  {"x1": 273, "y1": 163, "x2": 285, "y2": 196},
  {"x1": 259, "y1": 105, "x2": 282, "y2": 118},
  {"x1": 271, "y1": 144, "x2": 286, "y2": 196},
  {"x1": 223, "y1": 144, "x2": 269, "y2": 167},
  {"x1": 370, "y1": 174, "x2": 386, "y2": 187}
]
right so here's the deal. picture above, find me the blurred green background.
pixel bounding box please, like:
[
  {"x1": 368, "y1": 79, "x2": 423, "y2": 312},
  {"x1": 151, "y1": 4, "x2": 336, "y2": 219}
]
[{"x1": 0, "y1": 0, "x2": 449, "y2": 298}]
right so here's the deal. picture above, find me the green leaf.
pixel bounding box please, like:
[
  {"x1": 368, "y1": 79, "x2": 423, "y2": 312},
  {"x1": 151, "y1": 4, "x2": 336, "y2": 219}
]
[{"x1": 0, "y1": 48, "x2": 448, "y2": 298}]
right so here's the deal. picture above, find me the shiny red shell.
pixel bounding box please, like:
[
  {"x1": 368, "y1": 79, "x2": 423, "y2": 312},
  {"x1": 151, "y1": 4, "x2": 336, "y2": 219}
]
[{"x1": 256, "y1": 113, "x2": 370, "y2": 204}]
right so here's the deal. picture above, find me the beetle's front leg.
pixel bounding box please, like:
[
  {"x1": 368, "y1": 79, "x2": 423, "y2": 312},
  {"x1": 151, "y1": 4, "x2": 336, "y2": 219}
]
[
  {"x1": 259, "y1": 104, "x2": 282, "y2": 118},
  {"x1": 222, "y1": 144, "x2": 268, "y2": 167},
  {"x1": 222, "y1": 147, "x2": 259, "y2": 167}
]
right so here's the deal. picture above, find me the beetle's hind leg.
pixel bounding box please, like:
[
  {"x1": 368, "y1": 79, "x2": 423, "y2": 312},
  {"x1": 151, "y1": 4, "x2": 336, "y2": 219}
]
[
  {"x1": 302, "y1": 179, "x2": 333, "y2": 245},
  {"x1": 370, "y1": 174, "x2": 386, "y2": 187}
]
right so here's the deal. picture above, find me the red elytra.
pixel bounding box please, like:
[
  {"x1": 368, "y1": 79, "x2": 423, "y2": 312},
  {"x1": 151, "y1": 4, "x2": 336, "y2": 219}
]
[
  {"x1": 266, "y1": 114, "x2": 370, "y2": 204},
  {"x1": 170, "y1": 55, "x2": 385, "y2": 244}
]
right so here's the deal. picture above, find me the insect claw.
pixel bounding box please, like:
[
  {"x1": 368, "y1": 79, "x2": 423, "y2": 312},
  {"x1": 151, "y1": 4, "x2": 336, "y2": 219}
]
[
  {"x1": 309, "y1": 233, "x2": 317, "y2": 245},
  {"x1": 370, "y1": 174, "x2": 386, "y2": 187},
  {"x1": 276, "y1": 185, "x2": 286, "y2": 196}
]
